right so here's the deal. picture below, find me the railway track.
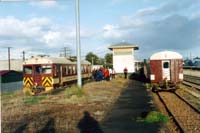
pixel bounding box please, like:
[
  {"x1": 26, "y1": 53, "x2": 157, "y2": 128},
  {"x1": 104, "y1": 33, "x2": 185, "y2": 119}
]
[
  {"x1": 157, "y1": 92, "x2": 200, "y2": 132},
  {"x1": 183, "y1": 75, "x2": 200, "y2": 90}
]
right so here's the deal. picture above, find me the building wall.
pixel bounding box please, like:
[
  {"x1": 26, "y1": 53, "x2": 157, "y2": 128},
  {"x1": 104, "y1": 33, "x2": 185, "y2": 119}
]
[
  {"x1": 0, "y1": 59, "x2": 23, "y2": 71},
  {"x1": 112, "y1": 48, "x2": 135, "y2": 73},
  {"x1": 1, "y1": 81, "x2": 23, "y2": 92}
]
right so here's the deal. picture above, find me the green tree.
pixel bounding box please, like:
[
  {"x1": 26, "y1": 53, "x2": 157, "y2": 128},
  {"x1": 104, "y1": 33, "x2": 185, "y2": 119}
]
[
  {"x1": 104, "y1": 53, "x2": 113, "y2": 64},
  {"x1": 104, "y1": 53, "x2": 113, "y2": 68},
  {"x1": 85, "y1": 52, "x2": 99, "y2": 65}
]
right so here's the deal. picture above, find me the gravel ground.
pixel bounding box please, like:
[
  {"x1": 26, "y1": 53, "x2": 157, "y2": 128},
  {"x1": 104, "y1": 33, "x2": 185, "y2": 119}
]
[{"x1": 159, "y1": 92, "x2": 200, "y2": 132}]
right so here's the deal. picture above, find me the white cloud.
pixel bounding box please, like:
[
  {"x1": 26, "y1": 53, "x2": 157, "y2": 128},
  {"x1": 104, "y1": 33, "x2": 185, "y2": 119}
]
[
  {"x1": 0, "y1": 16, "x2": 97, "y2": 59},
  {"x1": 102, "y1": 24, "x2": 123, "y2": 39},
  {"x1": 101, "y1": 1, "x2": 200, "y2": 59},
  {"x1": 30, "y1": 1, "x2": 58, "y2": 8}
]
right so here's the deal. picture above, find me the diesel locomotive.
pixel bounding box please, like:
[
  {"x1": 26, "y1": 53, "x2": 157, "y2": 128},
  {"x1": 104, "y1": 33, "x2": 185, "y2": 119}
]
[{"x1": 23, "y1": 55, "x2": 91, "y2": 95}]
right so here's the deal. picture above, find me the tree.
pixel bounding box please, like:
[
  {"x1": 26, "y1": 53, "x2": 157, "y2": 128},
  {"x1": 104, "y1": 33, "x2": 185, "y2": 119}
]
[
  {"x1": 85, "y1": 52, "x2": 99, "y2": 65},
  {"x1": 104, "y1": 53, "x2": 113, "y2": 68},
  {"x1": 104, "y1": 53, "x2": 112, "y2": 64}
]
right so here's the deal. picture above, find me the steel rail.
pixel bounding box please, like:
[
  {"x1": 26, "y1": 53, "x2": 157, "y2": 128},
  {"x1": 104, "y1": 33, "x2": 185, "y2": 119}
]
[{"x1": 156, "y1": 92, "x2": 184, "y2": 133}]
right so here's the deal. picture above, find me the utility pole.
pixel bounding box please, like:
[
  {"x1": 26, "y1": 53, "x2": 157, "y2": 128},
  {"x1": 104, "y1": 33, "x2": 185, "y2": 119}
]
[
  {"x1": 22, "y1": 50, "x2": 25, "y2": 61},
  {"x1": 92, "y1": 57, "x2": 94, "y2": 66},
  {"x1": 63, "y1": 47, "x2": 71, "y2": 58},
  {"x1": 7, "y1": 47, "x2": 11, "y2": 70},
  {"x1": 75, "y1": 0, "x2": 82, "y2": 87}
]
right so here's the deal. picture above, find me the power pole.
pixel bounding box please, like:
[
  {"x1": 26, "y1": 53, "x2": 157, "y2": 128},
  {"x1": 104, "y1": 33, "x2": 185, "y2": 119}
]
[
  {"x1": 7, "y1": 47, "x2": 11, "y2": 70},
  {"x1": 64, "y1": 47, "x2": 67, "y2": 57},
  {"x1": 75, "y1": 0, "x2": 82, "y2": 87},
  {"x1": 22, "y1": 50, "x2": 25, "y2": 61},
  {"x1": 63, "y1": 47, "x2": 71, "y2": 58},
  {"x1": 92, "y1": 57, "x2": 94, "y2": 66}
]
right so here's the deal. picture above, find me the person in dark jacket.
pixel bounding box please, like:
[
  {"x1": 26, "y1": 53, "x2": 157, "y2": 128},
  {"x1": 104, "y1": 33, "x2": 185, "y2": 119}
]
[
  {"x1": 123, "y1": 67, "x2": 128, "y2": 79},
  {"x1": 95, "y1": 69, "x2": 104, "y2": 81}
]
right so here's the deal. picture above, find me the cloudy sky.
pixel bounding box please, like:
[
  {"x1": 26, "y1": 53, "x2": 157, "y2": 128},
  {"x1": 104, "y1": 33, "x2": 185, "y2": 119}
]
[{"x1": 0, "y1": 0, "x2": 199, "y2": 60}]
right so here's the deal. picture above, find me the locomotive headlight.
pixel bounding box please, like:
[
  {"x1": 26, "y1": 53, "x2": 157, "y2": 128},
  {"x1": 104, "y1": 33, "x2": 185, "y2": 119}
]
[
  {"x1": 150, "y1": 74, "x2": 155, "y2": 80},
  {"x1": 34, "y1": 82, "x2": 38, "y2": 86},
  {"x1": 179, "y1": 73, "x2": 183, "y2": 79}
]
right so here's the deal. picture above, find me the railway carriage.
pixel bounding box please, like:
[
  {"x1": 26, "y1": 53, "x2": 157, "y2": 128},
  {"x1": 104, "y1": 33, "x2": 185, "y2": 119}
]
[
  {"x1": 149, "y1": 51, "x2": 183, "y2": 91},
  {"x1": 23, "y1": 55, "x2": 91, "y2": 95}
]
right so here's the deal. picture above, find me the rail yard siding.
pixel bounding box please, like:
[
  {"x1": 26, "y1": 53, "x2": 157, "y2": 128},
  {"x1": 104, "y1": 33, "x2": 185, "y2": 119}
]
[
  {"x1": 0, "y1": 81, "x2": 23, "y2": 92},
  {"x1": 183, "y1": 69, "x2": 200, "y2": 77}
]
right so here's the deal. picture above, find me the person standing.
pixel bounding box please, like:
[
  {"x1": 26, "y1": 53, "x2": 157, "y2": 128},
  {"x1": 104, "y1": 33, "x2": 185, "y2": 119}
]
[
  {"x1": 123, "y1": 67, "x2": 128, "y2": 79},
  {"x1": 111, "y1": 68, "x2": 116, "y2": 79}
]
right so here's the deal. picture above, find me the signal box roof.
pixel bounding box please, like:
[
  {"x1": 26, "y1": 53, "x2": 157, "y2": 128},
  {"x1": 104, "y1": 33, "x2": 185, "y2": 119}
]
[
  {"x1": 108, "y1": 42, "x2": 139, "y2": 50},
  {"x1": 150, "y1": 51, "x2": 183, "y2": 60}
]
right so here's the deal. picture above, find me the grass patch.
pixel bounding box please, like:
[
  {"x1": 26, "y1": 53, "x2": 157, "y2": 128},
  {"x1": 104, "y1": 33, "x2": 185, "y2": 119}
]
[
  {"x1": 136, "y1": 111, "x2": 168, "y2": 123},
  {"x1": 65, "y1": 85, "x2": 84, "y2": 98},
  {"x1": 145, "y1": 83, "x2": 151, "y2": 89},
  {"x1": 23, "y1": 96, "x2": 46, "y2": 104},
  {"x1": 1, "y1": 91, "x2": 14, "y2": 98}
]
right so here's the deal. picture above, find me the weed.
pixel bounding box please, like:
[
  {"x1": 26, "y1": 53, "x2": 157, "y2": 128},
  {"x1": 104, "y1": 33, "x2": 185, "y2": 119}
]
[
  {"x1": 136, "y1": 111, "x2": 168, "y2": 123},
  {"x1": 145, "y1": 83, "x2": 151, "y2": 89},
  {"x1": 65, "y1": 86, "x2": 84, "y2": 98},
  {"x1": 23, "y1": 96, "x2": 46, "y2": 104}
]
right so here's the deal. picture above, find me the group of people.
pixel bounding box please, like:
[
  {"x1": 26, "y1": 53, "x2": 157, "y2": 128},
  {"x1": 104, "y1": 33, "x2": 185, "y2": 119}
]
[
  {"x1": 92, "y1": 67, "x2": 129, "y2": 81},
  {"x1": 92, "y1": 67, "x2": 116, "y2": 81}
]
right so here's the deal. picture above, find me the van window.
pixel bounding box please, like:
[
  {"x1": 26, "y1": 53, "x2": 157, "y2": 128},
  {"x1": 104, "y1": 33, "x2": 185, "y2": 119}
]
[
  {"x1": 24, "y1": 66, "x2": 32, "y2": 74},
  {"x1": 42, "y1": 65, "x2": 52, "y2": 74},
  {"x1": 163, "y1": 62, "x2": 169, "y2": 69}
]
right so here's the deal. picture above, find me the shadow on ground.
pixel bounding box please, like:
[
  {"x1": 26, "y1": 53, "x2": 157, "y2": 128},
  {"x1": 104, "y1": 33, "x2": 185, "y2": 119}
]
[
  {"x1": 77, "y1": 111, "x2": 103, "y2": 133},
  {"x1": 37, "y1": 118, "x2": 55, "y2": 133}
]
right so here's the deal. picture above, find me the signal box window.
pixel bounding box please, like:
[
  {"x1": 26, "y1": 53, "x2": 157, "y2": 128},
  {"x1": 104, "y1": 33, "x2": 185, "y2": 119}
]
[
  {"x1": 24, "y1": 66, "x2": 32, "y2": 74},
  {"x1": 163, "y1": 62, "x2": 169, "y2": 69}
]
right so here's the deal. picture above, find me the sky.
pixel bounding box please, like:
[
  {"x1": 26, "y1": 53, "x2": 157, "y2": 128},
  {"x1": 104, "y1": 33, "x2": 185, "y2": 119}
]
[{"x1": 0, "y1": 0, "x2": 199, "y2": 60}]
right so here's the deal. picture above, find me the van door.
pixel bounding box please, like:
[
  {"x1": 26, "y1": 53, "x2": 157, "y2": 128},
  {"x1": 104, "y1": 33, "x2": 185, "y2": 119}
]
[
  {"x1": 59, "y1": 65, "x2": 63, "y2": 85},
  {"x1": 162, "y1": 61, "x2": 170, "y2": 80}
]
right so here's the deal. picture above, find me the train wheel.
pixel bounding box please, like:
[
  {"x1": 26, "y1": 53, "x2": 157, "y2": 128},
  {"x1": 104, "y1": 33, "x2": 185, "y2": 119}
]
[{"x1": 151, "y1": 83, "x2": 159, "y2": 93}]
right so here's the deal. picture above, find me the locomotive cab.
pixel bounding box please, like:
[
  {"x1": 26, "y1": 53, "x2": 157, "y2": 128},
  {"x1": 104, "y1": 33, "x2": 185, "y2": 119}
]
[{"x1": 23, "y1": 64, "x2": 53, "y2": 95}]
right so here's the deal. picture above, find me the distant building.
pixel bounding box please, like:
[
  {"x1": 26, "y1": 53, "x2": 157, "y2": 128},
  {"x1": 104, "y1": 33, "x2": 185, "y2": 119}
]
[
  {"x1": 0, "y1": 59, "x2": 23, "y2": 71},
  {"x1": 193, "y1": 57, "x2": 200, "y2": 66},
  {"x1": 0, "y1": 70, "x2": 23, "y2": 92},
  {"x1": 108, "y1": 42, "x2": 139, "y2": 73},
  {"x1": 92, "y1": 65, "x2": 103, "y2": 70}
]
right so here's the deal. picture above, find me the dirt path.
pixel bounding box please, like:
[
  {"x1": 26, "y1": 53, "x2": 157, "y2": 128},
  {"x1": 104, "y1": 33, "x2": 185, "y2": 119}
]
[{"x1": 101, "y1": 80, "x2": 161, "y2": 133}]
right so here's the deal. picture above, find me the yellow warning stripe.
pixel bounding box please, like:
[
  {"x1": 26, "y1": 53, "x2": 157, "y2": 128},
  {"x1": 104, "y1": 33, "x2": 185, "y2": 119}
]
[
  {"x1": 23, "y1": 77, "x2": 33, "y2": 87},
  {"x1": 42, "y1": 77, "x2": 52, "y2": 87}
]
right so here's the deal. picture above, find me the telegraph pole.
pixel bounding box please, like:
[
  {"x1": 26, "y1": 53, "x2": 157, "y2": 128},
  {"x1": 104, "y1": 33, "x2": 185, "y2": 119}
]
[
  {"x1": 22, "y1": 50, "x2": 25, "y2": 61},
  {"x1": 75, "y1": 0, "x2": 82, "y2": 87},
  {"x1": 64, "y1": 47, "x2": 67, "y2": 57},
  {"x1": 92, "y1": 57, "x2": 94, "y2": 66},
  {"x1": 62, "y1": 47, "x2": 71, "y2": 58},
  {"x1": 7, "y1": 47, "x2": 11, "y2": 70}
]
